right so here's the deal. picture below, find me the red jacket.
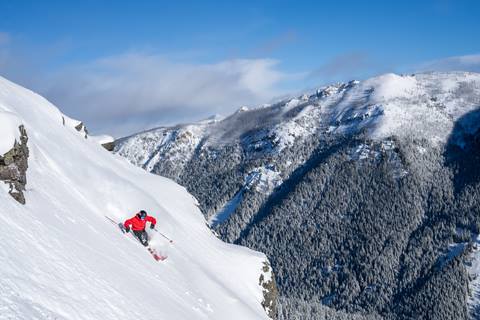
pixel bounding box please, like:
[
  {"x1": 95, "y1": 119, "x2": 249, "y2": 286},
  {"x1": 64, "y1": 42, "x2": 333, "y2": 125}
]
[{"x1": 124, "y1": 214, "x2": 157, "y2": 231}]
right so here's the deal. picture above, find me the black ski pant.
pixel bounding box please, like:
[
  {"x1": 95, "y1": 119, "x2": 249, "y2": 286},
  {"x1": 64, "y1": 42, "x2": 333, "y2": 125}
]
[{"x1": 133, "y1": 229, "x2": 149, "y2": 246}]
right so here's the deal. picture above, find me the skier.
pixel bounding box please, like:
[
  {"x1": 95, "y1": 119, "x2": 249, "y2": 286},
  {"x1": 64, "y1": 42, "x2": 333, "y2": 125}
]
[{"x1": 124, "y1": 210, "x2": 157, "y2": 246}]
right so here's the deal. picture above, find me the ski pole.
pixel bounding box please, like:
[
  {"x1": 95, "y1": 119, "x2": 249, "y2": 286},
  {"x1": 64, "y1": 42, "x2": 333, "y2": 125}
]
[
  {"x1": 105, "y1": 215, "x2": 117, "y2": 225},
  {"x1": 153, "y1": 228, "x2": 174, "y2": 243}
]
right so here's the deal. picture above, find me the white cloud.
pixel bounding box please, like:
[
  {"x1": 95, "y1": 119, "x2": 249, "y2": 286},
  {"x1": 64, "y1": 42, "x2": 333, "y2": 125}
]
[
  {"x1": 2, "y1": 31, "x2": 478, "y2": 138},
  {"x1": 309, "y1": 52, "x2": 370, "y2": 79},
  {"x1": 38, "y1": 53, "x2": 290, "y2": 137},
  {"x1": 416, "y1": 53, "x2": 480, "y2": 73}
]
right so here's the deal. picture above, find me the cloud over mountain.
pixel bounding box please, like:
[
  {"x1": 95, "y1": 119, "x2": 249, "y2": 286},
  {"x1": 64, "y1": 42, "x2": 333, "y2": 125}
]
[{"x1": 41, "y1": 54, "x2": 290, "y2": 136}]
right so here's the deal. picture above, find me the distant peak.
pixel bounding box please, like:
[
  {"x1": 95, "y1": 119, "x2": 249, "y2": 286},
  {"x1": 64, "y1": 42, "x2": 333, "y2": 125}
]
[
  {"x1": 198, "y1": 114, "x2": 225, "y2": 124},
  {"x1": 235, "y1": 106, "x2": 249, "y2": 113}
]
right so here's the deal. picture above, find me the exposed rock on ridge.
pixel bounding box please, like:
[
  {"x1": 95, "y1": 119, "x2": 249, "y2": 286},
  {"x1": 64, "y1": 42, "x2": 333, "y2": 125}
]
[{"x1": 0, "y1": 125, "x2": 29, "y2": 204}]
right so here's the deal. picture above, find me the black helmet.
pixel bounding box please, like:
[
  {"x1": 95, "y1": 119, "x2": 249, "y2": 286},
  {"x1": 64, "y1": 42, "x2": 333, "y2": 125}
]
[{"x1": 138, "y1": 210, "x2": 147, "y2": 219}]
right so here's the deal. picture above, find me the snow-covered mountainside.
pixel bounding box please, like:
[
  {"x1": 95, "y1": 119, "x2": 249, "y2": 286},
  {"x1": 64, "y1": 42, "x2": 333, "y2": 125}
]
[
  {"x1": 117, "y1": 72, "x2": 480, "y2": 191},
  {"x1": 0, "y1": 76, "x2": 273, "y2": 319},
  {"x1": 118, "y1": 72, "x2": 480, "y2": 160},
  {"x1": 116, "y1": 71, "x2": 480, "y2": 319}
]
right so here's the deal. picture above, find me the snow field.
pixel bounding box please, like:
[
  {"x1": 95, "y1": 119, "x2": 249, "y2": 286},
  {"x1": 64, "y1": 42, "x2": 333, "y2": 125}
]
[
  {"x1": 0, "y1": 76, "x2": 269, "y2": 320},
  {"x1": 0, "y1": 110, "x2": 22, "y2": 155}
]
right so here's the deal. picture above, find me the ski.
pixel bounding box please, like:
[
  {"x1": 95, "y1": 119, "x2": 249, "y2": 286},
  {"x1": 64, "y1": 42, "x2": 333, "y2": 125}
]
[
  {"x1": 147, "y1": 247, "x2": 167, "y2": 261},
  {"x1": 105, "y1": 215, "x2": 167, "y2": 261}
]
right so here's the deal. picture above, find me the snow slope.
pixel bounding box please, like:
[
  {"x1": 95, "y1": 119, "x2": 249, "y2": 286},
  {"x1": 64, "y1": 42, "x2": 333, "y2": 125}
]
[
  {"x1": 327, "y1": 72, "x2": 480, "y2": 145},
  {"x1": 0, "y1": 110, "x2": 22, "y2": 155},
  {"x1": 0, "y1": 76, "x2": 270, "y2": 320},
  {"x1": 89, "y1": 134, "x2": 114, "y2": 145}
]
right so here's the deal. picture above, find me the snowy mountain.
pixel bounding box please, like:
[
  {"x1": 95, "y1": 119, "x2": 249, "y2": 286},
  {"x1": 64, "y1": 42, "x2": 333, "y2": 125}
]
[
  {"x1": 115, "y1": 72, "x2": 480, "y2": 319},
  {"x1": 0, "y1": 76, "x2": 275, "y2": 319}
]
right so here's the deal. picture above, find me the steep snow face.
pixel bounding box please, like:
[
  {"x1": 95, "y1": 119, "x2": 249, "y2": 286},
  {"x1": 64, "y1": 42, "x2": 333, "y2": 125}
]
[
  {"x1": 90, "y1": 134, "x2": 114, "y2": 145},
  {"x1": 0, "y1": 76, "x2": 269, "y2": 320}
]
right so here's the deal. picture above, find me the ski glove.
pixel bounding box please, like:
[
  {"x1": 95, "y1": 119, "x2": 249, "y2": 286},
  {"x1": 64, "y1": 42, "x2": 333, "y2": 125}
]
[
  {"x1": 150, "y1": 224, "x2": 155, "y2": 229},
  {"x1": 125, "y1": 226, "x2": 130, "y2": 233}
]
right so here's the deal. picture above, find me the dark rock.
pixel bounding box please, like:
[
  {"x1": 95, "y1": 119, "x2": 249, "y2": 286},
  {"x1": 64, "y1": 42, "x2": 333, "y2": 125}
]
[
  {"x1": 260, "y1": 261, "x2": 278, "y2": 319},
  {"x1": 75, "y1": 122, "x2": 88, "y2": 139},
  {"x1": 0, "y1": 125, "x2": 29, "y2": 204},
  {"x1": 102, "y1": 141, "x2": 115, "y2": 152}
]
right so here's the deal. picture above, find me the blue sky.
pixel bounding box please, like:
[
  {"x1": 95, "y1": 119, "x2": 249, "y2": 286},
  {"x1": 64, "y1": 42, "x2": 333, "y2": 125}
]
[{"x1": 1, "y1": 0, "x2": 479, "y2": 136}]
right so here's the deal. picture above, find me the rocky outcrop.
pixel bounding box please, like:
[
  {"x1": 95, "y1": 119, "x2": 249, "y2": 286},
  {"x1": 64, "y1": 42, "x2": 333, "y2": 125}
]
[
  {"x1": 101, "y1": 141, "x2": 115, "y2": 151},
  {"x1": 259, "y1": 261, "x2": 278, "y2": 319},
  {"x1": 63, "y1": 116, "x2": 115, "y2": 151},
  {"x1": 75, "y1": 121, "x2": 89, "y2": 138},
  {"x1": 0, "y1": 125, "x2": 29, "y2": 204}
]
